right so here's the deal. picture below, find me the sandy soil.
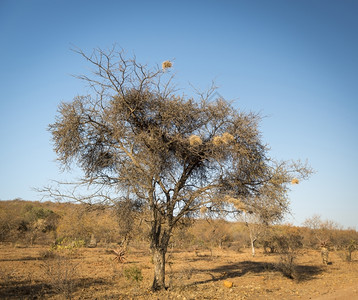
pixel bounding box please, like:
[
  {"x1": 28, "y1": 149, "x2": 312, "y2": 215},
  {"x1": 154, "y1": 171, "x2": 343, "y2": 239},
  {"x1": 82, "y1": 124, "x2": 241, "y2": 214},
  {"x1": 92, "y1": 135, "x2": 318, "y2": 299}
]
[{"x1": 0, "y1": 244, "x2": 357, "y2": 299}]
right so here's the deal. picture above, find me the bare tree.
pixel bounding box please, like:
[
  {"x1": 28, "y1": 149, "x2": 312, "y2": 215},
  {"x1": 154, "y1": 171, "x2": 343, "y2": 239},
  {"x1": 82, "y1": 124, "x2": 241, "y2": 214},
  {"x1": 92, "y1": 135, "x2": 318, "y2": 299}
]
[
  {"x1": 45, "y1": 46, "x2": 312, "y2": 290},
  {"x1": 303, "y1": 215, "x2": 342, "y2": 246},
  {"x1": 238, "y1": 212, "x2": 266, "y2": 257}
]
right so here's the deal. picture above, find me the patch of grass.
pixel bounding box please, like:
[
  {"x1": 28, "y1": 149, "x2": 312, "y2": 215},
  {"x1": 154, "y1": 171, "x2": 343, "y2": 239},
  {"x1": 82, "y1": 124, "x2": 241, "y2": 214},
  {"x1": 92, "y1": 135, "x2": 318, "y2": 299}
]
[{"x1": 123, "y1": 265, "x2": 143, "y2": 283}]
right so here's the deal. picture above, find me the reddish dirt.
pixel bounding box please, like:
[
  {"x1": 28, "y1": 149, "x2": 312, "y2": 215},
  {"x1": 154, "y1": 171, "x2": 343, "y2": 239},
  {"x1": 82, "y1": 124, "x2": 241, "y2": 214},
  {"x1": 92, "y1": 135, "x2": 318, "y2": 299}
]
[{"x1": 0, "y1": 244, "x2": 357, "y2": 299}]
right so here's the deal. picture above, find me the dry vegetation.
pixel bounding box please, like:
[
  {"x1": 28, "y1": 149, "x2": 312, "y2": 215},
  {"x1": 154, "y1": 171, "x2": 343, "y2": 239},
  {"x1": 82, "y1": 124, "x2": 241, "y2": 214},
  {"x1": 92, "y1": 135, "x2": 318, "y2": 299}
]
[
  {"x1": 1, "y1": 200, "x2": 358, "y2": 299},
  {"x1": 1, "y1": 244, "x2": 358, "y2": 299}
]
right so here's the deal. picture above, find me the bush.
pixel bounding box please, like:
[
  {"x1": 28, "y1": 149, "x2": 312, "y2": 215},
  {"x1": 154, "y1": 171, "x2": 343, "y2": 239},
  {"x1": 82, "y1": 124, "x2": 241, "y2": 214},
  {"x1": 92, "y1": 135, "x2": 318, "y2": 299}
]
[
  {"x1": 123, "y1": 266, "x2": 143, "y2": 283},
  {"x1": 337, "y1": 240, "x2": 357, "y2": 262},
  {"x1": 277, "y1": 253, "x2": 297, "y2": 279},
  {"x1": 51, "y1": 237, "x2": 85, "y2": 257},
  {"x1": 41, "y1": 254, "x2": 79, "y2": 298},
  {"x1": 272, "y1": 231, "x2": 303, "y2": 279}
]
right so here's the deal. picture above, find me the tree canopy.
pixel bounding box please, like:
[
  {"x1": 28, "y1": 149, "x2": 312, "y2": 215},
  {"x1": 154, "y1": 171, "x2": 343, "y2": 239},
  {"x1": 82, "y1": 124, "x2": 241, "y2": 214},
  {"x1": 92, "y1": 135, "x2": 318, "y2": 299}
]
[{"x1": 48, "y1": 47, "x2": 312, "y2": 290}]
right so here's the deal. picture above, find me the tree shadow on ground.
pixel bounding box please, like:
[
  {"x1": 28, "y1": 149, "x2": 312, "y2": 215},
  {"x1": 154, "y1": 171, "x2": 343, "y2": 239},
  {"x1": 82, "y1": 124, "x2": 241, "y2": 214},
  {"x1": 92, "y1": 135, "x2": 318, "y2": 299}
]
[
  {"x1": 188, "y1": 260, "x2": 325, "y2": 286},
  {"x1": 0, "y1": 277, "x2": 109, "y2": 299},
  {"x1": 0, "y1": 282, "x2": 52, "y2": 299},
  {"x1": 294, "y1": 264, "x2": 325, "y2": 281},
  {"x1": 0, "y1": 256, "x2": 40, "y2": 262},
  {"x1": 187, "y1": 255, "x2": 215, "y2": 263}
]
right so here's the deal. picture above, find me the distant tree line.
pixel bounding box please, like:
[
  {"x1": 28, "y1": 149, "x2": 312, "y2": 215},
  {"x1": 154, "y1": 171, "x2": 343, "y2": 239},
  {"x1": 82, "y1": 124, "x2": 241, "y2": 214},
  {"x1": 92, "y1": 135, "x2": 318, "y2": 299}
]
[{"x1": 1, "y1": 200, "x2": 356, "y2": 262}]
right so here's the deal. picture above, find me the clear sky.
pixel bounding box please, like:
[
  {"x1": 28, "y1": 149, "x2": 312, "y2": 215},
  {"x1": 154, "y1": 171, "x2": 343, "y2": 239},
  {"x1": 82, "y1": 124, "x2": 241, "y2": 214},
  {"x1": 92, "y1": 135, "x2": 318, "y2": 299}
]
[{"x1": 1, "y1": 0, "x2": 357, "y2": 229}]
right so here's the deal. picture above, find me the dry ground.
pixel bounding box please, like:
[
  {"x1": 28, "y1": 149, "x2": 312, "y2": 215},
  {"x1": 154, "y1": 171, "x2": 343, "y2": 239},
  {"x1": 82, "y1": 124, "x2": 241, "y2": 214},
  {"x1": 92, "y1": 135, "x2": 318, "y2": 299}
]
[{"x1": 0, "y1": 244, "x2": 357, "y2": 299}]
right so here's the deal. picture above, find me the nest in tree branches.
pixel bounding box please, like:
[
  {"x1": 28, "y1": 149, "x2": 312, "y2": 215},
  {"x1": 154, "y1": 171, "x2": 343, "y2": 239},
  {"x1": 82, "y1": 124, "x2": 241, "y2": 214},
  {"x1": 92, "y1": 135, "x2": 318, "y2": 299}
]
[
  {"x1": 213, "y1": 133, "x2": 235, "y2": 146},
  {"x1": 291, "y1": 178, "x2": 299, "y2": 185},
  {"x1": 213, "y1": 136, "x2": 224, "y2": 146},
  {"x1": 222, "y1": 132, "x2": 235, "y2": 144},
  {"x1": 162, "y1": 60, "x2": 172, "y2": 70},
  {"x1": 200, "y1": 206, "x2": 208, "y2": 214},
  {"x1": 189, "y1": 135, "x2": 203, "y2": 146},
  {"x1": 225, "y1": 195, "x2": 246, "y2": 211}
]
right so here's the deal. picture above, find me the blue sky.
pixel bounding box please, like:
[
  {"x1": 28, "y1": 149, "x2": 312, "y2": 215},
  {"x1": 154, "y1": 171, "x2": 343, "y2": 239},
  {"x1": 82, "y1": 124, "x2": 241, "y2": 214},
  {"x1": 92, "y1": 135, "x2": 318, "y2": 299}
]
[{"x1": 1, "y1": 0, "x2": 357, "y2": 228}]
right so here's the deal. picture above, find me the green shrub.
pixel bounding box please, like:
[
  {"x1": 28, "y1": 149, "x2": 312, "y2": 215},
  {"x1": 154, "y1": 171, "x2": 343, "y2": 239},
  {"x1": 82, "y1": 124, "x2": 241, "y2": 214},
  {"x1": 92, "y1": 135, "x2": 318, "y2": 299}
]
[
  {"x1": 123, "y1": 266, "x2": 143, "y2": 283},
  {"x1": 52, "y1": 237, "x2": 85, "y2": 256}
]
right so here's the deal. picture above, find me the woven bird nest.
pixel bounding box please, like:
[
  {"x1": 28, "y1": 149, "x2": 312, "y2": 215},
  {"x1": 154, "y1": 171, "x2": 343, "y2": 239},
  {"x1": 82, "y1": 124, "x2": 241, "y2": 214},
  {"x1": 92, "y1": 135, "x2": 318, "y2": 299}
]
[
  {"x1": 162, "y1": 60, "x2": 172, "y2": 70},
  {"x1": 200, "y1": 206, "x2": 208, "y2": 214},
  {"x1": 222, "y1": 132, "x2": 235, "y2": 144},
  {"x1": 225, "y1": 195, "x2": 246, "y2": 211},
  {"x1": 291, "y1": 178, "x2": 299, "y2": 185},
  {"x1": 213, "y1": 136, "x2": 224, "y2": 146},
  {"x1": 189, "y1": 135, "x2": 203, "y2": 146},
  {"x1": 213, "y1": 133, "x2": 234, "y2": 146}
]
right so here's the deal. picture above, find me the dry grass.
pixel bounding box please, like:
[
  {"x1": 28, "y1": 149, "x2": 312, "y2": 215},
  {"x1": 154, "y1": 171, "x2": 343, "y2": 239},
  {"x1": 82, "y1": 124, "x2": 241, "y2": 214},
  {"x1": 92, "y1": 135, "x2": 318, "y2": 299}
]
[{"x1": 0, "y1": 244, "x2": 357, "y2": 299}]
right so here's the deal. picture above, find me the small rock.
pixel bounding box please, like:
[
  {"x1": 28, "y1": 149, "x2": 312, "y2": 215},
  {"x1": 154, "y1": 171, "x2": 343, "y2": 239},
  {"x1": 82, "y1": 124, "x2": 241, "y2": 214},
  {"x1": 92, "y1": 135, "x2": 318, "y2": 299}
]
[{"x1": 223, "y1": 280, "x2": 233, "y2": 288}]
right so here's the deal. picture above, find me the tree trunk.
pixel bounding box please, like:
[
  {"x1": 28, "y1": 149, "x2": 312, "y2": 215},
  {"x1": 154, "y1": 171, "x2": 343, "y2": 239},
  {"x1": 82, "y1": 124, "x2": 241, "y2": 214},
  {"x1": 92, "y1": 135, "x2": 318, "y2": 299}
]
[
  {"x1": 246, "y1": 222, "x2": 257, "y2": 257},
  {"x1": 251, "y1": 239, "x2": 255, "y2": 257},
  {"x1": 120, "y1": 234, "x2": 130, "y2": 250},
  {"x1": 249, "y1": 233, "x2": 256, "y2": 257},
  {"x1": 346, "y1": 249, "x2": 352, "y2": 262},
  {"x1": 149, "y1": 209, "x2": 172, "y2": 291},
  {"x1": 152, "y1": 247, "x2": 166, "y2": 290}
]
